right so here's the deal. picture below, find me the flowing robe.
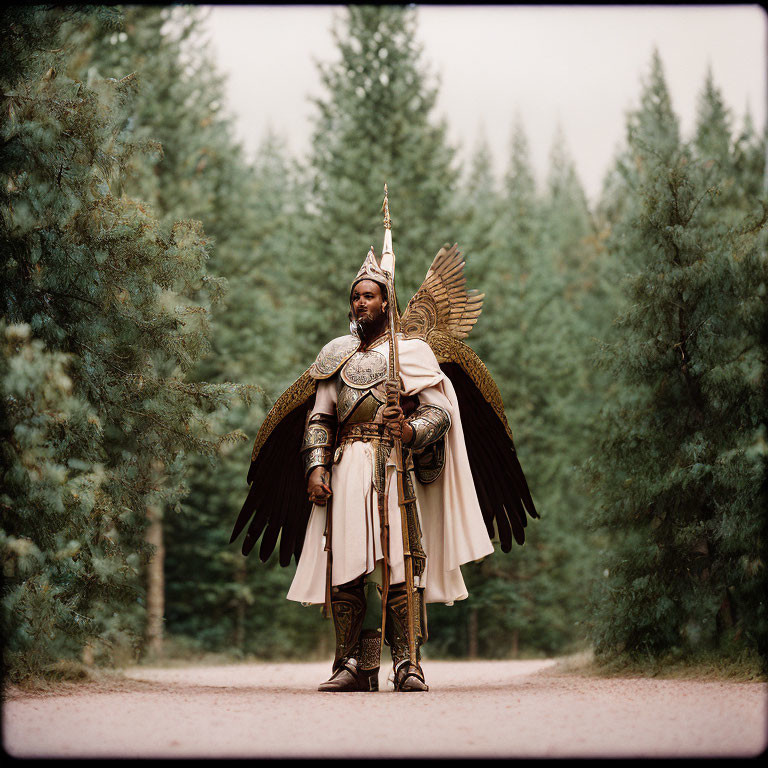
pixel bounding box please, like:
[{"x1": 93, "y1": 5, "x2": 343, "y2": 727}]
[{"x1": 287, "y1": 335, "x2": 495, "y2": 605}]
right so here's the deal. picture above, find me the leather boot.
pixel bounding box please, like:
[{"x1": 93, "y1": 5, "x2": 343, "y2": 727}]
[
  {"x1": 384, "y1": 582, "x2": 429, "y2": 692},
  {"x1": 318, "y1": 577, "x2": 379, "y2": 692}
]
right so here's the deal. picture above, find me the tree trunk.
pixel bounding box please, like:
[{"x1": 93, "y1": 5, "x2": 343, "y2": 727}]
[
  {"x1": 764, "y1": 11, "x2": 768, "y2": 196},
  {"x1": 234, "y1": 558, "x2": 247, "y2": 652},
  {"x1": 512, "y1": 629, "x2": 519, "y2": 659},
  {"x1": 82, "y1": 641, "x2": 95, "y2": 666},
  {"x1": 145, "y1": 500, "x2": 165, "y2": 658},
  {"x1": 468, "y1": 607, "x2": 478, "y2": 659}
]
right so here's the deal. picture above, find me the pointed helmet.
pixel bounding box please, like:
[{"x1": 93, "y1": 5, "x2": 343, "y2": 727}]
[
  {"x1": 348, "y1": 184, "x2": 401, "y2": 328},
  {"x1": 350, "y1": 245, "x2": 389, "y2": 293}
]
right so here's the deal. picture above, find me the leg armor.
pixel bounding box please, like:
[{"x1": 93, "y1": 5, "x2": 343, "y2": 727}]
[
  {"x1": 318, "y1": 576, "x2": 380, "y2": 692},
  {"x1": 384, "y1": 581, "x2": 429, "y2": 692},
  {"x1": 358, "y1": 580, "x2": 383, "y2": 681}
]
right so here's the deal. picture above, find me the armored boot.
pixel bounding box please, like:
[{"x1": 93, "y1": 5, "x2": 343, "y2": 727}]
[
  {"x1": 318, "y1": 576, "x2": 380, "y2": 692},
  {"x1": 384, "y1": 581, "x2": 429, "y2": 692},
  {"x1": 356, "y1": 579, "x2": 383, "y2": 687}
]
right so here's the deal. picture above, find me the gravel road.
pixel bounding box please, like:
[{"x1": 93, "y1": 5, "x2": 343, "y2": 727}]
[{"x1": 4, "y1": 660, "x2": 766, "y2": 758}]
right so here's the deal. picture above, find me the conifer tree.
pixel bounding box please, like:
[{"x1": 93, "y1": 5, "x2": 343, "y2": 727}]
[
  {"x1": 1, "y1": 6, "x2": 247, "y2": 678},
  {"x1": 450, "y1": 135, "x2": 500, "y2": 263},
  {"x1": 427, "y1": 122, "x2": 606, "y2": 657},
  {"x1": 162, "y1": 135, "x2": 317, "y2": 656},
  {"x1": 586, "y1": 52, "x2": 767, "y2": 662},
  {"x1": 295, "y1": 5, "x2": 458, "y2": 363},
  {"x1": 74, "y1": 6, "x2": 307, "y2": 655}
]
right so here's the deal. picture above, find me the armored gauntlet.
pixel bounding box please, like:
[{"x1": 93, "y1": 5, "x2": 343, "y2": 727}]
[
  {"x1": 405, "y1": 404, "x2": 451, "y2": 451},
  {"x1": 405, "y1": 404, "x2": 451, "y2": 484},
  {"x1": 301, "y1": 412, "x2": 336, "y2": 478}
]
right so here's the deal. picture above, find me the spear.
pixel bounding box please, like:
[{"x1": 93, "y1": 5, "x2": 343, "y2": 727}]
[{"x1": 380, "y1": 184, "x2": 419, "y2": 673}]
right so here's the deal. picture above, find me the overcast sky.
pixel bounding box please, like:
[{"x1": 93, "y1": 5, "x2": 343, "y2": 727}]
[{"x1": 204, "y1": 4, "x2": 766, "y2": 203}]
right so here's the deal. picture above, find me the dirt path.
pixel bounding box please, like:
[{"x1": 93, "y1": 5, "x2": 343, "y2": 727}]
[{"x1": 4, "y1": 660, "x2": 766, "y2": 758}]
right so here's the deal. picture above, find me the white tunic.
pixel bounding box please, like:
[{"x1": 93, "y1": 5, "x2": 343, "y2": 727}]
[{"x1": 287, "y1": 336, "x2": 495, "y2": 605}]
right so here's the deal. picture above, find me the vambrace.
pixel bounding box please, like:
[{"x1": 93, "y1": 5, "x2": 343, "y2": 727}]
[
  {"x1": 406, "y1": 404, "x2": 451, "y2": 453},
  {"x1": 301, "y1": 412, "x2": 336, "y2": 478}
]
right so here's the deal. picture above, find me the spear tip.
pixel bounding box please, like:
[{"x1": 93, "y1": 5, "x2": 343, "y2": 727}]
[{"x1": 382, "y1": 183, "x2": 391, "y2": 230}]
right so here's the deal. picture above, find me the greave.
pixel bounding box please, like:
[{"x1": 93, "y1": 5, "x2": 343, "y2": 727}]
[
  {"x1": 330, "y1": 576, "x2": 366, "y2": 670},
  {"x1": 319, "y1": 576, "x2": 380, "y2": 692},
  {"x1": 384, "y1": 582, "x2": 429, "y2": 692}
]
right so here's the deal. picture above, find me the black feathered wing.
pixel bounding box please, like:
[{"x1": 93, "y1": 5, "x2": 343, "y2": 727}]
[
  {"x1": 400, "y1": 242, "x2": 538, "y2": 548},
  {"x1": 428, "y1": 330, "x2": 538, "y2": 549},
  {"x1": 229, "y1": 370, "x2": 317, "y2": 565}
]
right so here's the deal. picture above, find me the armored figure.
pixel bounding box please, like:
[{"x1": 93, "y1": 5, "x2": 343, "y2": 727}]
[{"x1": 230, "y1": 188, "x2": 538, "y2": 692}]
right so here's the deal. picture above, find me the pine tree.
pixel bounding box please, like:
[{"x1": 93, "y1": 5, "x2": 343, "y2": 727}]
[
  {"x1": 162, "y1": 135, "x2": 315, "y2": 657},
  {"x1": 450, "y1": 134, "x2": 500, "y2": 263},
  {"x1": 73, "y1": 6, "x2": 308, "y2": 656},
  {"x1": 1, "y1": 6, "x2": 247, "y2": 679},
  {"x1": 294, "y1": 5, "x2": 458, "y2": 364},
  {"x1": 427, "y1": 121, "x2": 607, "y2": 657},
  {"x1": 586, "y1": 52, "x2": 768, "y2": 663}
]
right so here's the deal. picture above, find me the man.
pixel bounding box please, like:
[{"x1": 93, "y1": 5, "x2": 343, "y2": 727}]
[{"x1": 231, "y1": 190, "x2": 538, "y2": 692}]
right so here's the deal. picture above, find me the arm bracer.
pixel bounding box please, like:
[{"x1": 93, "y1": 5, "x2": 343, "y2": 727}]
[
  {"x1": 406, "y1": 404, "x2": 451, "y2": 452},
  {"x1": 301, "y1": 412, "x2": 336, "y2": 478}
]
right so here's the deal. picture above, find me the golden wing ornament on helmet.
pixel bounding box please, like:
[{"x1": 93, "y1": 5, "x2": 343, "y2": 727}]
[{"x1": 400, "y1": 243, "x2": 539, "y2": 550}]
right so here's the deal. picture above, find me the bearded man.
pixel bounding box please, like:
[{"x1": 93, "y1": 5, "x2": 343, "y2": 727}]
[{"x1": 231, "y1": 188, "x2": 538, "y2": 692}]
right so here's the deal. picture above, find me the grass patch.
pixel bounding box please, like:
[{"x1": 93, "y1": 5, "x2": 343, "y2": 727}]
[
  {"x1": 2, "y1": 666, "x2": 170, "y2": 701},
  {"x1": 546, "y1": 648, "x2": 767, "y2": 682}
]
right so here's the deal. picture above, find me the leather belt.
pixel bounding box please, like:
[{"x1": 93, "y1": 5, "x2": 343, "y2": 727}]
[{"x1": 338, "y1": 421, "x2": 393, "y2": 446}]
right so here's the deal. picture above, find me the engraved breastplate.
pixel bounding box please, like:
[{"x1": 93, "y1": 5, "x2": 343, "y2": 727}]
[
  {"x1": 340, "y1": 349, "x2": 387, "y2": 388},
  {"x1": 336, "y1": 350, "x2": 388, "y2": 424}
]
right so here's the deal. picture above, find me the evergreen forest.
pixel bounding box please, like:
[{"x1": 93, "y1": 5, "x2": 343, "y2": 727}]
[{"x1": 2, "y1": 6, "x2": 766, "y2": 683}]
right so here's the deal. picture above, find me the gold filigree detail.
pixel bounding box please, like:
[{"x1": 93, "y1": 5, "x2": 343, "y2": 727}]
[
  {"x1": 412, "y1": 439, "x2": 446, "y2": 485},
  {"x1": 400, "y1": 243, "x2": 484, "y2": 342},
  {"x1": 382, "y1": 183, "x2": 391, "y2": 230},
  {"x1": 346, "y1": 391, "x2": 385, "y2": 424},
  {"x1": 250, "y1": 370, "x2": 317, "y2": 463},
  {"x1": 401, "y1": 468, "x2": 426, "y2": 578},
  {"x1": 400, "y1": 290, "x2": 438, "y2": 340},
  {"x1": 301, "y1": 415, "x2": 335, "y2": 477},
  {"x1": 384, "y1": 586, "x2": 425, "y2": 664},
  {"x1": 337, "y1": 384, "x2": 366, "y2": 422},
  {"x1": 333, "y1": 602, "x2": 355, "y2": 658},
  {"x1": 340, "y1": 349, "x2": 388, "y2": 388},
  {"x1": 427, "y1": 330, "x2": 514, "y2": 442},
  {"x1": 310, "y1": 335, "x2": 361, "y2": 379},
  {"x1": 359, "y1": 630, "x2": 382, "y2": 671},
  {"x1": 407, "y1": 404, "x2": 451, "y2": 452}
]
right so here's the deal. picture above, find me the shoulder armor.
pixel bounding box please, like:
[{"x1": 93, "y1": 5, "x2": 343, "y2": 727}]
[{"x1": 309, "y1": 335, "x2": 360, "y2": 380}]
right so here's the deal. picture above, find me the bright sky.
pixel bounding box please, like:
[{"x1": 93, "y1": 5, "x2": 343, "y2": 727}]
[{"x1": 204, "y1": 4, "x2": 766, "y2": 204}]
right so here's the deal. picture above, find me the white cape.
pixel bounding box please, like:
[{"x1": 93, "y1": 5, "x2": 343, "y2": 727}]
[{"x1": 287, "y1": 335, "x2": 494, "y2": 605}]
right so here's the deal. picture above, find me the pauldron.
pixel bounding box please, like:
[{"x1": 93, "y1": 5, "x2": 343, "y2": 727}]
[
  {"x1": 406, "y1": 404, "x2": 451, "y2": 484},
  {"x1": 309, "y1": 335, "x2": 360, "y2": 380},
  {"x1": 301, "y1": 412, "x2": 336, "y2": 478}
]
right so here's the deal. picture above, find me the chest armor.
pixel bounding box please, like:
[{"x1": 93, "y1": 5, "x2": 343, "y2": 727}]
[{"x1": 336, "y1": 348, "x2": 388, "y2": 425}]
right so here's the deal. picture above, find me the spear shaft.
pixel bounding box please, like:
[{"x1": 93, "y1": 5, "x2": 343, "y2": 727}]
[{"x1": 381, "y1": 185, "x2": 419, "y2": 669}]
